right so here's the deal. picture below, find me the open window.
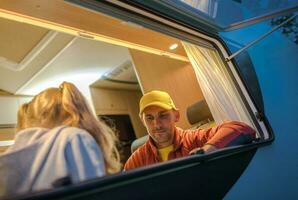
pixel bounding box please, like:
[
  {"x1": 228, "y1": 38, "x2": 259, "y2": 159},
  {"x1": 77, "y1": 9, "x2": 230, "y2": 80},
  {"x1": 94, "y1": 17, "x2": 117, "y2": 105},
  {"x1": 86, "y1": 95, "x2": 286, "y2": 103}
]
[{"x1": 0, "y1": 0, "x2": 276, "y2": 199}]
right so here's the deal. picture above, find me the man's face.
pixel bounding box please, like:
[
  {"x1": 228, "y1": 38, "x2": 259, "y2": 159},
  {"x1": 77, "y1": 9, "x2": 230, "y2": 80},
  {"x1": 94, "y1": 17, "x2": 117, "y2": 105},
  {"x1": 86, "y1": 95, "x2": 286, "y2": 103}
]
[{"x1": 141, "y1": 106, "x2": 180, "y2": 148}]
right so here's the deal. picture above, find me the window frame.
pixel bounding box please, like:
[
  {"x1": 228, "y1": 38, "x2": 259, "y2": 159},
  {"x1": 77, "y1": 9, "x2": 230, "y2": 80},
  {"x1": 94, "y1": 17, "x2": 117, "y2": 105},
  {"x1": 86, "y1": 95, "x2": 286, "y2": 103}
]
[{"x1": 113, "y1": 0, "x2": 298, "y2": 31}]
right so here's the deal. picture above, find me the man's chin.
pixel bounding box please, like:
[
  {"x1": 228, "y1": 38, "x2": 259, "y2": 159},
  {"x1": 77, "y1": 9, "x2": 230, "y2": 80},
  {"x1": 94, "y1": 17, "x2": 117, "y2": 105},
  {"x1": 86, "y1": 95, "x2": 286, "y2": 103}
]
[
  {"x1": 154, "y1": 132, "x2": 169, "y2": 139},
  {"x1": 154, "y1": 135, "x2": 171, "y2": 143}
]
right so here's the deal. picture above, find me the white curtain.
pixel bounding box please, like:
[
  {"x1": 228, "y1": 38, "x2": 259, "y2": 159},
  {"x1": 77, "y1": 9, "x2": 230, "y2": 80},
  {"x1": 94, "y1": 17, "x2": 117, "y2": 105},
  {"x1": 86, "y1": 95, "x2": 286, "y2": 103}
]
[{"x1": 182, "y1": 42, "x2": 255, "y2": 127}]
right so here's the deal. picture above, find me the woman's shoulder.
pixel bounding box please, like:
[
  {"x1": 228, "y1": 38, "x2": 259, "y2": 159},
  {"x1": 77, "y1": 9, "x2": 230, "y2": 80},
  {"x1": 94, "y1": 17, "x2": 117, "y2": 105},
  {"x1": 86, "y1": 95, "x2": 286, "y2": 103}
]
[{"x1": 54, "y1": 125, "x2": 93, "y2": 141}]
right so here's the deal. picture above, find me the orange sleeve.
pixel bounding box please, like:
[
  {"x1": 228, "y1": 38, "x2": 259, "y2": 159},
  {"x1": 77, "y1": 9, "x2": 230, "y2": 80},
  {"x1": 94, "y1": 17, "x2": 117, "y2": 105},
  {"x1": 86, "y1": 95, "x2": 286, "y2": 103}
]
[
  {"x1": 189, "y1": 121, "x2": 256, "y2": 149},
  {"x1": 124, "y1": 149, "x2": 144, "y2": 171}
]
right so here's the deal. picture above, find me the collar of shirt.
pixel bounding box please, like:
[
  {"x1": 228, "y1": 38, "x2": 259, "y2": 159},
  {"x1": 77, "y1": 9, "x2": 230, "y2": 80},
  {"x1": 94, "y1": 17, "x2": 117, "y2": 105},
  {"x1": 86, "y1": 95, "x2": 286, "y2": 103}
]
[{"x1": 147, "y1": 127, "x2": 183, "y2": 158}]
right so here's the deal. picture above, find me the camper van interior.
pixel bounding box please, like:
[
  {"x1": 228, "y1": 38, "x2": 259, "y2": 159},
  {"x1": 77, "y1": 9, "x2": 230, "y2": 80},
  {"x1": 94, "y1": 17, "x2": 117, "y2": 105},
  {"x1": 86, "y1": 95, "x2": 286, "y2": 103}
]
[
  {"x1": 0, "y1": 13, "x2": 212, "y2": 159},
  {"x1": 0, "y1": 0, "x2": 272, "y2": 199}
]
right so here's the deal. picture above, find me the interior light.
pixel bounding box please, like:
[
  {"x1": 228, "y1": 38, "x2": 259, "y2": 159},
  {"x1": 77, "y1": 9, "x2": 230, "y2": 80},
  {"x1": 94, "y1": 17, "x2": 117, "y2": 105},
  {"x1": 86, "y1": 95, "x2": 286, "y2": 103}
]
[{"x1": 169, "y1": 43, "x2": 178, "y2": 50}]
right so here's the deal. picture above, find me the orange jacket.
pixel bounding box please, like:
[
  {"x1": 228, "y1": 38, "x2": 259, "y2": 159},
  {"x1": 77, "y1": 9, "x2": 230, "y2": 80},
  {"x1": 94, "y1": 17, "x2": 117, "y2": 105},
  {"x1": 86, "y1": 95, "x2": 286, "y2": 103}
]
[{"x1": 124, "y1": 121, "x2": 256, "y2": 171}]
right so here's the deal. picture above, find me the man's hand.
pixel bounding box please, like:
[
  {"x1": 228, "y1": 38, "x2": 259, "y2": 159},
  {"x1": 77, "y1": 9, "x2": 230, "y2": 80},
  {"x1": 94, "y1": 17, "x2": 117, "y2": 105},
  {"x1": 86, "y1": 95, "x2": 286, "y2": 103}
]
[{"x1": 189, "y1": 144, "x2": 218, "y2": 155}]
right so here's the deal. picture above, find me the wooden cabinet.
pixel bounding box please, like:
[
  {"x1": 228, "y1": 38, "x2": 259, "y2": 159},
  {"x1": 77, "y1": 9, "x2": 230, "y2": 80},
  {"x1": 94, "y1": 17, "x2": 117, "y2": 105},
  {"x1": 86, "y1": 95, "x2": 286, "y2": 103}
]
[
  {"x1": 130, "y1": 49, "x2": 205, "y2": 129},
  {"x1": 90, "y1": 87, "x2": 146, "y2": 138},
  {"x1": 91, "y1": 88, "x2": 128, "y2": 112}
]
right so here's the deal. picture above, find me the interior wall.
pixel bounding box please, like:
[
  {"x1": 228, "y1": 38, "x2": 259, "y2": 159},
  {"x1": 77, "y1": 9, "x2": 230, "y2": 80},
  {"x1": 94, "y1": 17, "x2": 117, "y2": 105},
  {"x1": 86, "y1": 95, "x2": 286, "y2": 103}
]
[
  {"x1": 130, "y1": 49, "x2": 204, "y2": 129},
  {"x1": 0, "y1": 128, "x2": 15, "y2": 140},
  {"x1": 0, "y1": 96, "x2": 32, "y2": 125},
  {"x1": 90, "y1": 87, "x2": 147, "y2": 138},
  {"x1": 0, "y1": 127, "x2": 15, "y2": 153},
  {"x1": 0, "y1": 94, "x2": 31, "y2": 153}
]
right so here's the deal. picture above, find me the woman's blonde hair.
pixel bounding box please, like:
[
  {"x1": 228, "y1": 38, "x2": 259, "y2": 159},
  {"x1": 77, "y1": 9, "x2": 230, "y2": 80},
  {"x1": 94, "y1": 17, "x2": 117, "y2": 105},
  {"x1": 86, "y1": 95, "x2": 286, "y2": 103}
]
[{"x1": 16, "y1": 82, "x2": 121, "y2": 174}]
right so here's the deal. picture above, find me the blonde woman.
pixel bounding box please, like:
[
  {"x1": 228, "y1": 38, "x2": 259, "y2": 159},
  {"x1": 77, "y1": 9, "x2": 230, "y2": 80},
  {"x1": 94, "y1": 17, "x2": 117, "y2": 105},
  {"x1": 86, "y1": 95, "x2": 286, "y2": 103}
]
[{"x1": 0, "y1": 82, "x2": 121, "y2": 197}]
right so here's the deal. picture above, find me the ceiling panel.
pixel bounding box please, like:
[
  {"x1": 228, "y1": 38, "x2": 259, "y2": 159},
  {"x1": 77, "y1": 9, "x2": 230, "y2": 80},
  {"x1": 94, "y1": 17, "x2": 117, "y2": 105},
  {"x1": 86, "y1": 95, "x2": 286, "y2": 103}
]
[
  {"x1": 0, "y1": 17, "x2": 48, "y2": 64},
  {"x1": 17, "y1": 37, "x2": 133, "y2": 96}
]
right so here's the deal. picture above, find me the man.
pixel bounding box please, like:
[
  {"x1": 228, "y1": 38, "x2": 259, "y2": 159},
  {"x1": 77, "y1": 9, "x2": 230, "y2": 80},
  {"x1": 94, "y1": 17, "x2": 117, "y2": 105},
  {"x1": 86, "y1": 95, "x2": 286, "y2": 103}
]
[{"x1": 124, "y1": 90, "x2": 256, "y2": 171}]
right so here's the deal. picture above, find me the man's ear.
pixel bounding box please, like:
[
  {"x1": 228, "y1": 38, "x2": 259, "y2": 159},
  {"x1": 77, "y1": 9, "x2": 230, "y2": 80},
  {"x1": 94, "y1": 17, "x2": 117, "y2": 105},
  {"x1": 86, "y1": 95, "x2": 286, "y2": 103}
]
[{"x1": 174, "y1": 110, "x2": 180, "y2": 122}]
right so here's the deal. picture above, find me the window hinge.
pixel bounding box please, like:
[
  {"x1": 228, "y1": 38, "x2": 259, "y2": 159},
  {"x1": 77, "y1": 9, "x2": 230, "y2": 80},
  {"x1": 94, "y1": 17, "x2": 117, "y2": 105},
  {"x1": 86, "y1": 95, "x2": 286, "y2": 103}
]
[{"x1": 255, "y1": 111, "x2": 264, "y2": 122}]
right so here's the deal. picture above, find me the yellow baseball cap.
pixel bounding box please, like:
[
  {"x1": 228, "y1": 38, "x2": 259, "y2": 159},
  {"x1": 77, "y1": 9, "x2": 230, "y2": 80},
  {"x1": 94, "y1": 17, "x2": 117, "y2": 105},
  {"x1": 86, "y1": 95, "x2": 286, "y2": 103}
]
[{"x1": 139, "y1": 90, "x2": 177, "y2": 114}]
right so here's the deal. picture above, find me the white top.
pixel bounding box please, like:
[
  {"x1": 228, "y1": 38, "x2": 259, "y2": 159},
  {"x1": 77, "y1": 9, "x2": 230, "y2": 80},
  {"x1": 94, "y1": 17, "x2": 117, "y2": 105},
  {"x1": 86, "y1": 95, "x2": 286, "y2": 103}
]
[{"x1": 0, "y1": 125, "x2": 105, "y2": 197}]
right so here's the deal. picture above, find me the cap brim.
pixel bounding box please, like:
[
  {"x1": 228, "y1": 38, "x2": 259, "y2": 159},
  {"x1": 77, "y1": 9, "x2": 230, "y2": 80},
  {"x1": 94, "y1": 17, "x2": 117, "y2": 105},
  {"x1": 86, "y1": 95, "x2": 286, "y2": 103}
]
[{"x1": 140, "y1": 102, "x2": 174, "y2": 114}]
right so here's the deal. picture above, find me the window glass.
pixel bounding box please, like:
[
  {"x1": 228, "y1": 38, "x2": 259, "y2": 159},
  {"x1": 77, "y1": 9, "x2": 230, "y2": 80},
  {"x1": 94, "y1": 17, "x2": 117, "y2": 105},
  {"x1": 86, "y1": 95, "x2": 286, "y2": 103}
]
[{"x1": 178, "y1": 0, "x2": 297, "y2": 28}]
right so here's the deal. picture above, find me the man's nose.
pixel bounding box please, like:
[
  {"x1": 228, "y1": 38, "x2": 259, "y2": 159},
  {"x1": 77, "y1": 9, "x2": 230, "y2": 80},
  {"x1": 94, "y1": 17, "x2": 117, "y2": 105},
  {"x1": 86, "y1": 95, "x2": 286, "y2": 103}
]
[{"x1": 152, "y1": 118, "x2": 161, "y2": 128}]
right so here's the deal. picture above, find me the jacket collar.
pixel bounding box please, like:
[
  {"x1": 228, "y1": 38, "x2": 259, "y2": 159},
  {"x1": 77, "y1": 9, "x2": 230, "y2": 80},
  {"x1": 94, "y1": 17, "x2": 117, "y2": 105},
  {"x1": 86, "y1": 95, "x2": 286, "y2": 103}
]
[{"x1": 147, "y1": 127, "x2": 183, "y2": 156}]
